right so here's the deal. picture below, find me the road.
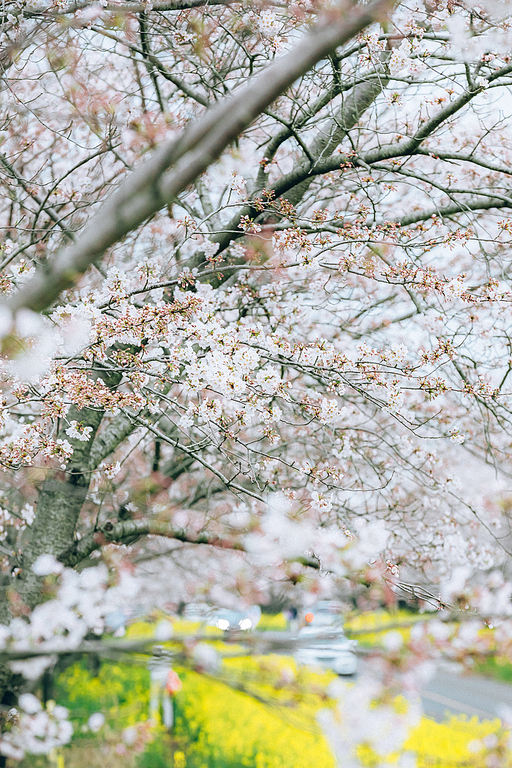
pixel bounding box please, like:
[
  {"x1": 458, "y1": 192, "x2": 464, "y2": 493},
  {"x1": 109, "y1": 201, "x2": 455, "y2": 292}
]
[{"x1": 421, "y1": 668, "x2": 512, "y2": 721}]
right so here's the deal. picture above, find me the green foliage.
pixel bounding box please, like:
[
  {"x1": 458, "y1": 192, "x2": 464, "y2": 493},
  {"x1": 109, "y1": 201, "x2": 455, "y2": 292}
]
[
  {"x1": 55, "y1": 660, "x2": 149, "y2": 733},
  {"x1": 135, "y1": 728, "x2": 176, "y2": 768},
  {"x1": 475, "y1": 656, "x2": 512, "y2": 684}
]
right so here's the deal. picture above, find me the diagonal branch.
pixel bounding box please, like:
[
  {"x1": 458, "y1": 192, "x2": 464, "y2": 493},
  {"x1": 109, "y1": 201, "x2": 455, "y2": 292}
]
[
  {"x1": 87, "y1": 411, "x2": 139, "y2": 471},
  {"x1": 284, "y1": 58, "x2": 390, "y2": 207},
  {"x1": 90, "y1": 25, "x2": 209, "y2": 106}
]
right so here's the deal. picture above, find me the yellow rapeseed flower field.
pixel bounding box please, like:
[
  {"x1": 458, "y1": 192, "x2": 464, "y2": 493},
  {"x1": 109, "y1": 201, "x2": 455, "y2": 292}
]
[{"x1": 52, "y1": 613, "x2": 511, "y2": 768}]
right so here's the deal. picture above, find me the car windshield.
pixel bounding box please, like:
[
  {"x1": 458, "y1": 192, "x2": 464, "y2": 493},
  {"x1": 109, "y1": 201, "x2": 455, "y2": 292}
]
[{"x1": 310, "y1": 614, "x2": 339, "y2": 626}]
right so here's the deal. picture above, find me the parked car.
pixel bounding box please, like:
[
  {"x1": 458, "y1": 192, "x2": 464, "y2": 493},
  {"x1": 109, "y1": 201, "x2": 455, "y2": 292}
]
[
  {"x1": 210, "y1": 605, "x2": 261, "y2": 632},
  {"x1": 294, "y1": 624, "x2": 358, "y2": 676},
  {"x1": 301, "y1": 600, "x2": 344, "y2": 625}
]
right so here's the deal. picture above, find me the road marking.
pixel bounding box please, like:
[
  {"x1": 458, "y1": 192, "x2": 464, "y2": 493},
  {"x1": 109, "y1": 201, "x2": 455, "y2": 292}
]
[{"x1": 421, "y1": 690, "x2": 493, "y2": 719}]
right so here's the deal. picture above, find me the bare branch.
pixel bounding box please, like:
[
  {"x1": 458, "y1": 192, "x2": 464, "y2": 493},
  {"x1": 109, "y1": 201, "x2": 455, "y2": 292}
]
[
  {"x1": 0, "y1": 153, "x2": 76, "y2": 241},
  {"x1": 5, "y1": 0, "x2": 393, "y2": 316}
]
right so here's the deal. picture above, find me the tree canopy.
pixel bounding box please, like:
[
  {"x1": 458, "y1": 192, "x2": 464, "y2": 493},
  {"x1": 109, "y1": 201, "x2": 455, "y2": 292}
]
[{"x1": 1, "y1": 0, "x2": 512, "y2": 760}]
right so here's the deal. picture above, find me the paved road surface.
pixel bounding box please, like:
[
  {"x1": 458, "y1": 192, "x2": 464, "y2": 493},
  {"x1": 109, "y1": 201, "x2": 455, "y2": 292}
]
[{"x1": 422, "y1": 668, "x2": 512, "y2": 721}]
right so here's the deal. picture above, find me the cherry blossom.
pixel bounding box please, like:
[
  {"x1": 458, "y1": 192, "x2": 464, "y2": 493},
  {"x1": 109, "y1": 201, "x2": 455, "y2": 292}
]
[{"x1": 1, "y1": 0, "x2": 512, "y2": 760}]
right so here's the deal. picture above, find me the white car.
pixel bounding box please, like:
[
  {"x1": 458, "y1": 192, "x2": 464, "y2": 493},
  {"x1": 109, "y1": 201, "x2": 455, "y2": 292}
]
[
  {"x1": 209, "y1": 605, "x2": 261, "y2": 632},
  {"x1": 294, "y1": 625, "x2": 358, "y2": 676}
]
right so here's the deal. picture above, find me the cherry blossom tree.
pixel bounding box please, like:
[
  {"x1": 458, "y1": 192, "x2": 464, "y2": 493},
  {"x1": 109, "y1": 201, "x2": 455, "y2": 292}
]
[{"x1": 2, "y1": 0, "x2": 512, "y2": 760}]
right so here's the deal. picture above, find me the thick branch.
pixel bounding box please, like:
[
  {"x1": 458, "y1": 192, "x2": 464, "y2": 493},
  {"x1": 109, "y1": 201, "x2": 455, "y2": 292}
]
[
  {"x1": 59, "y1": 518, "x2": 244, "y2": 566},
  {"x1": 285, "y1": 66, "x2": 389, "y2": 207},
  {"x1": 88, "y1": 411, "x2": 137, "y2": 470},
  {"x1": 59, "y1": 517, "x2": 321, "y2": 571}
]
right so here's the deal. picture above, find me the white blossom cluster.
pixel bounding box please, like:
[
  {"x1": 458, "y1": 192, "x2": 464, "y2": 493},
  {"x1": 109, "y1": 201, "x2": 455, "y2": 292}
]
[
  {"x1": 0, "y1": 694, "x2": 73, "y2": 760},
  {"x1": 0, "y1": 558, "x2": 131, "y2": 681},
  {"x1": 319, "y1": 675, "x2": 421, "y2": 768}
]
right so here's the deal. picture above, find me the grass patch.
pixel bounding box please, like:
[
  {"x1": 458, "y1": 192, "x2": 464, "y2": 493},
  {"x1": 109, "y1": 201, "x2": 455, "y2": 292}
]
[{"x1": 475, "y1": 656, "x2": 512, "y2": 684}]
